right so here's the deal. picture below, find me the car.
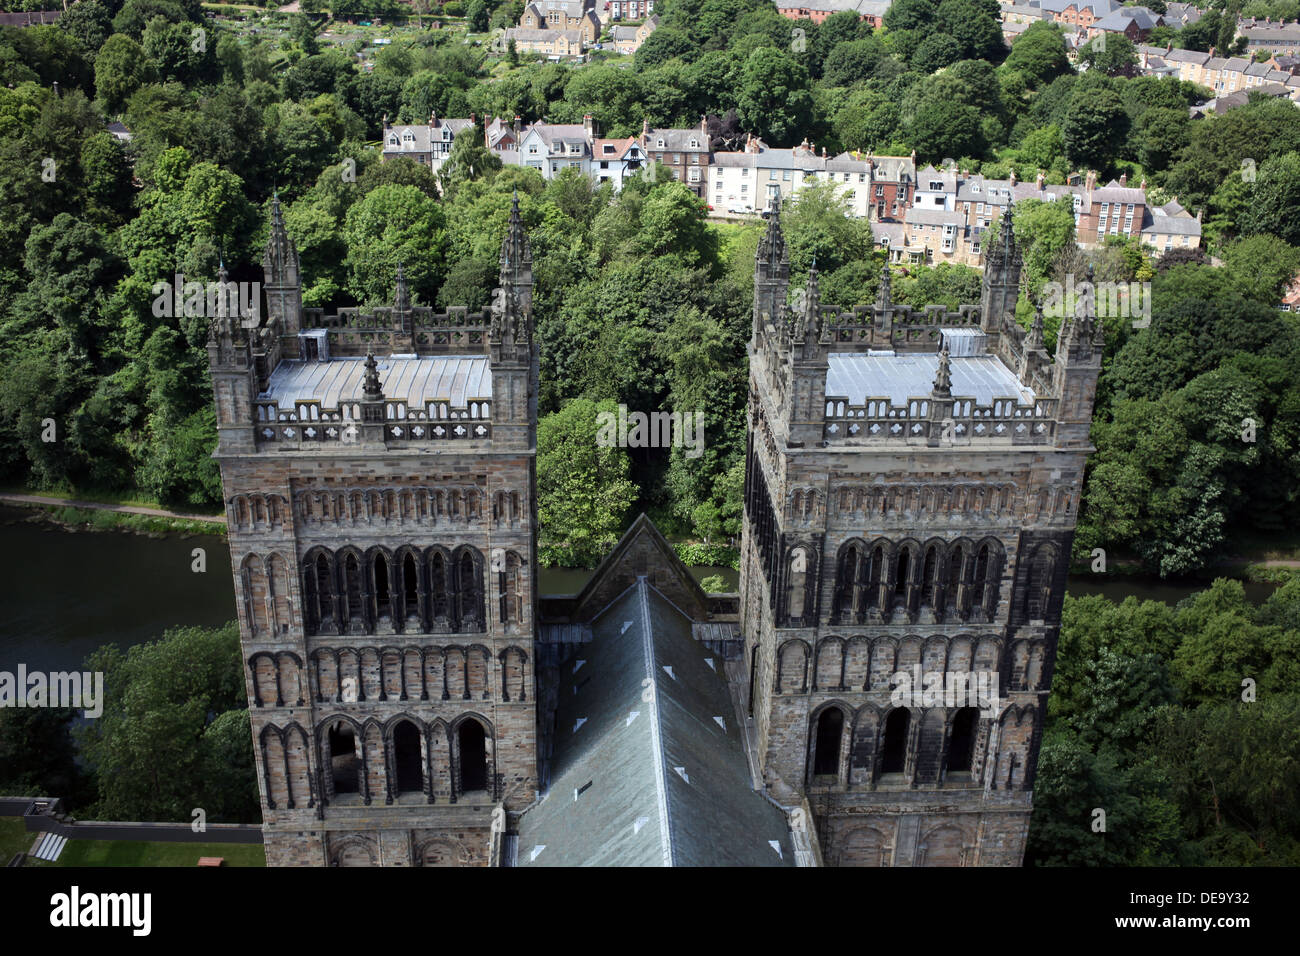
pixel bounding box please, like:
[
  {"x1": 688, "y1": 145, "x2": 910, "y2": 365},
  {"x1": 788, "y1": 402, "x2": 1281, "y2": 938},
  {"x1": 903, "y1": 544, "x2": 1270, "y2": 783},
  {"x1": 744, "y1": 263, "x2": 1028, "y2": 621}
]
[{"x1": 727, "y1": 204, "x2": 753, "y2": 215}]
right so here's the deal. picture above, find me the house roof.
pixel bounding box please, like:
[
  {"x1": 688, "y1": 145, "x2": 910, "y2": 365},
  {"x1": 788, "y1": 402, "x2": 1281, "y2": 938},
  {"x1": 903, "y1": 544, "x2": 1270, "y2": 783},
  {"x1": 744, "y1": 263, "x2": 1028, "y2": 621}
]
[
  {"x1": 1241, "y1": 23, "x2": 1300, "y2": 42},
  {"x1": 383, "y1": 119, "x2": 474, "y2": 152},
  {"x1": 1141, "y1": 202, "x2": 1201, "y2": 236},
  {"x1": 504, "y1": 27, "x2": 584, "y2": 42},
  {"x1": 905, "y1": 207, "x2": 963, "y2": 226},
  {"x1": 644, "y1": 127, "x2": 710, "y2": 151},
  {"x1": 1038, "y1": 0, "x2": 1117, "y2": 15},
  {"x1": 1092, "y1": 7, "x2": 1161, "y2": 31},
  {"x1": 872, "y1": 220, "x2": 906, "y2": 244},
  {"x1": 594, "y1": 136, "x2": 641, "y2": 159},
  {"x1": 513, "y1": 577, "x2": 794, "y2": 867},
  {"x1": 1164, "y1": 2, "x2": 1202, "y2": 24}
]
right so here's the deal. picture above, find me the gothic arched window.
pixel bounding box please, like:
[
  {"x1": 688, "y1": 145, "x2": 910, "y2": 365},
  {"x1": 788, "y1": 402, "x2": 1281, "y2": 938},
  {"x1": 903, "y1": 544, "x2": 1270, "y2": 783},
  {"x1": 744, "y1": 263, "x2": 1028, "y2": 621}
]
[
  {"x1": 946, "y1": 708, "x2": 979, "y2": 776},
  {"x1": 881, "y1": 708, "x2": 910, "y2": 775},
  {"x1": 812, "y1": 708, "x2": 844, "y2": 779}
]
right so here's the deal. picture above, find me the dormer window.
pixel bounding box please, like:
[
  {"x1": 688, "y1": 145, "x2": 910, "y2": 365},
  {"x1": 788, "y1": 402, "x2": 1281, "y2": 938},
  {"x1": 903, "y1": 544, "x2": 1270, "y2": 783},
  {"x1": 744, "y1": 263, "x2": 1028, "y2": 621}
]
[
  {"x1": 689, "y1": 138, "x2": 698, "y2": 148},
  {"x1": 929, "y1": 180, "x2": 942, "y2": 190},
  {"x1": 402, "y1": 130, "x2": 415, "y2": 143},
  {"x1": 656, "y1": 138, "x2": 665, "y2": 148},
  {"x1": 442, "y1": 129, "x2": 451, "y2": 140},
  {"x1": 387, "y1": 135, "x2": 398, "y2": 146}
]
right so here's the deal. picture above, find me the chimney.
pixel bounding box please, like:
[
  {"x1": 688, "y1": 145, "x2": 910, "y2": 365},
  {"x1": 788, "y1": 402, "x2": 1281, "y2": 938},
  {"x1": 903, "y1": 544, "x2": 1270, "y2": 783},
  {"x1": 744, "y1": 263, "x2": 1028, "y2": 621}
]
[
  {"x1": 583, "y1": 113, "x2": 594, "y2": 135},
  {"x1": 1196, "y1": 207, "x2": 1202, "y2": 223},
  {"x1": 1086, "y1": 169, "x2": 1097, "y2": 192},
  {"x1": 430, "y1": 109, "x2": 437, "y2": 125},
  {"x1": 1010, "y1": 168, "x2": 1017, "y2": 186},
  {"x1": 1036, "y1": 171, "x2": 1045, "y2": 190},
  {"x1": 701, "y1": 114, "x2": 707, "y2": 134},
  {"x1": 1209, "y1": 45, "x2": 1215, "y2": 56},
  {"x1": 1120, "y1": 172, "x2": 1128, "y2": 186},
  {"x1": 642, "y1": 117, "x2": 649, "y2": 138},
  {"x1": 1140, "y1": 177, "x2": 1147, "y2": 189}
]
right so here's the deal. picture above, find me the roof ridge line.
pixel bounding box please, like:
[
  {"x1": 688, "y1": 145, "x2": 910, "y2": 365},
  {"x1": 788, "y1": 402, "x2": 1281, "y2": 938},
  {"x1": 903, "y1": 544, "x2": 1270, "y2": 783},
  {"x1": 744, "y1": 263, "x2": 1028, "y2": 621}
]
[{"x1": 637, "y1": 577, "x2": 675, "y2": 868}]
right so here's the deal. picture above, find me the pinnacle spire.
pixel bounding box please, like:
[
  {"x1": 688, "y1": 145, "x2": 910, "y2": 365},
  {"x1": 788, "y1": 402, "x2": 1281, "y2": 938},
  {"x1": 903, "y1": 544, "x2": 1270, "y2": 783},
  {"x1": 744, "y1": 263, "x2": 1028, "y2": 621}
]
[
  {"x1": 932, "y1": 348, "x2": 952, "y2": 397},
  {"x1": 363, "y1": 350, "x2": 383, "y2": 398},
  {"x1": 394, "y1": 261, "x2": 411, "y2": 314},
  {"x1": 1027, "y1": 303, "x2": 1045, "y2": 350},
  {"x1": 877, "y1": 262, "x2": 892, "y2": 311}
]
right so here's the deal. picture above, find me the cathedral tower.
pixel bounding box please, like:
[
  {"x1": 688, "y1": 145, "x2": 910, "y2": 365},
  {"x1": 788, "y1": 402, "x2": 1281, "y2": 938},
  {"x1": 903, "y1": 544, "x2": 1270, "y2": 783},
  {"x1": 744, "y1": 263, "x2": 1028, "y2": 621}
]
[
  {"x1": 739, "y1": 211, "x2": 1100, "y2": 866},
  {"x1": 208, "y1": 197, "x2": 539, "y2": 867}
]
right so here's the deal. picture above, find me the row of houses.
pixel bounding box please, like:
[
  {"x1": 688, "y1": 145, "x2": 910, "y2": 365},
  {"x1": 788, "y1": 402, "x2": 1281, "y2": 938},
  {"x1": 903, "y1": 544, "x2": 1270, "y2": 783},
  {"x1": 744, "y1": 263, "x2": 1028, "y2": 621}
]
[
  {"x1": 382, "y1": 115, "x2": 1199, "y2": 269},
  {"x1": 500, "y1": 0, "x2": 658, "y2": 57},
  {"x1": 1239, "y1": 18, "x2": 1300, "y2": 56},
  {"x1": 1136, "y1": 45, "x2": 1300, "y2": 103},
  {"x1": 870, "y1": 166, "x2": 1201, "y2": 266},
  {"x1": 999, "y1": 0, "x2": 1198, "y2": 44},
  {"x1": 773, "y1": 0, "x2": 892, "y2": 27}
]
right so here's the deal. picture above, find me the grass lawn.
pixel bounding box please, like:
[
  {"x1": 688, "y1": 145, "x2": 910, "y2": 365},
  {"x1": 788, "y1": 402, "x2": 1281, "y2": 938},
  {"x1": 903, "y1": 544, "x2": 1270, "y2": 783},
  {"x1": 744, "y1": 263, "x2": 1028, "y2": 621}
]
[
  {"x1": 55, "y1": 839, "x2": 266, "y2": 867},
  {"x1": 0, "y1": 817, "x2": 39, "y2": 863}
]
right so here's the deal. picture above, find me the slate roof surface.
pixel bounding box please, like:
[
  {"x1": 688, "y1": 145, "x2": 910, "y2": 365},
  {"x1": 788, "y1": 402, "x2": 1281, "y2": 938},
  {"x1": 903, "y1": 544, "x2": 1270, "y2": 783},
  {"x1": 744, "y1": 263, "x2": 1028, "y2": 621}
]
[
  {"x1": 826, "y1": 352, "x2": 1035, "y2": 407},
  {"x1": 261, "y1": 356, "x2": 492, "y2": 408},
  {"x1": 514, "y1": 579, "x2": 794, "y2": 867}
]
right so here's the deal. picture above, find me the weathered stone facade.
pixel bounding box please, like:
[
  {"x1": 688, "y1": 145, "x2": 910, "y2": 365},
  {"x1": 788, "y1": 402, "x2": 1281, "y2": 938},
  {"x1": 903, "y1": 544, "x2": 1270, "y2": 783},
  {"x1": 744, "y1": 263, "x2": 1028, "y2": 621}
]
[
  {"x1": 739, "y1": 210, "x2": 1101, "y2": 866},
  {"x1": 208, "y1": 197, "x2": 539, "y2": 866}
]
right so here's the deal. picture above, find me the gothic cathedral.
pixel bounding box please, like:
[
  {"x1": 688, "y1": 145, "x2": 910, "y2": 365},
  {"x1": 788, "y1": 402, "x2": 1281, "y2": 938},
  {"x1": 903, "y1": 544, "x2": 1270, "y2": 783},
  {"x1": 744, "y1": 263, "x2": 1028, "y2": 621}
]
[{"x1": 209, "y1": 198, "x2": 1099, "y2": 866}]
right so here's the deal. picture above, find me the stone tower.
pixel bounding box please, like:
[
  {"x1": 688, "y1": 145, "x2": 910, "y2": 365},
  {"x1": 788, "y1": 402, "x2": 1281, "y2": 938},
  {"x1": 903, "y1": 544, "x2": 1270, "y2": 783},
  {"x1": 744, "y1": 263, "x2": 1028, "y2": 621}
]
[
  {"x1": 738, "y1": 211, "x2": 1101, "y2": 866},
  {"x1": 208, "y1": 196, "x2": 539, "y2": 867}
]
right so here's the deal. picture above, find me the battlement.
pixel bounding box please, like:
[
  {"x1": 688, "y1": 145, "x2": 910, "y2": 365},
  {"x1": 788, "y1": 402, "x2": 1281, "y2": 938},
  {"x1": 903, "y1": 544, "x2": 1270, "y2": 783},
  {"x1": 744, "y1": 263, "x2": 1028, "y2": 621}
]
[{"x1": 752, "y1": 206, "x2": 1100, "y2": 450}]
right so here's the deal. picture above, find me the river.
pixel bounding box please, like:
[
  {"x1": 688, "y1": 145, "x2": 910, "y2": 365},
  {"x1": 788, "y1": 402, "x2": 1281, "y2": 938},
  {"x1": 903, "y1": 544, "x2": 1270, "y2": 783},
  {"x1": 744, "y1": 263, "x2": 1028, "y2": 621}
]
[{"x1": 0, "y1": 506, "x2": 1277, "y2": 675}]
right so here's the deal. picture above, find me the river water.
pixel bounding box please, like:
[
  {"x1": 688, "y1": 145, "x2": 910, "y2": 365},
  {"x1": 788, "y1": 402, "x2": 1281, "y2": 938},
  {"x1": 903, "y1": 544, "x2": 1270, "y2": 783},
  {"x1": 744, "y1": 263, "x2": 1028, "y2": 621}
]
[{"x1": 0, "y1": 506, "x2": 1276, "y2": 675}]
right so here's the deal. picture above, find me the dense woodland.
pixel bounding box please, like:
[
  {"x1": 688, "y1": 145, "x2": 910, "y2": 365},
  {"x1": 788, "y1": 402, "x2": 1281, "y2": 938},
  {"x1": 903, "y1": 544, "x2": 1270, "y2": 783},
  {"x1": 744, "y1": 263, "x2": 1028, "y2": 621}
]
[{"x1": 0, "y1": 0, "x2": 1299, "y2": 864}]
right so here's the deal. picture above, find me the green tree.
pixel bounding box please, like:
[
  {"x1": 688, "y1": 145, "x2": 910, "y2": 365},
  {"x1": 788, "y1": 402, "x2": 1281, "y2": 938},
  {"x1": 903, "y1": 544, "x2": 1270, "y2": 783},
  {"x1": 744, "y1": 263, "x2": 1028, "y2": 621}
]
[
  {"x1": 94, "y1": 34, "x2": 157, "y2": 114},
  {"x1": 77, "y1": 623, "x2": 257, "y2": 823},
  {"x1": 1240, "y1": 152, "x2": 1300, "y2": 245},
  {"x1": 342, "y1": 183, "x2": 448, "y2": 304},
  {"x1": 1078, "y1": 33, "x2": 1138, "y2": 76},
  {"x1": 1063, "y1": 83, "x2": 1127, "y2": 174},
  {"x1": 537, "y1": 398, "x2": 639, "y2": 566},
  {"x1": 735, "y1": 46, "x2": 815, "y2": 146},
  {"x1": 1003, "y1": 20, "x2": 1070, "y2": 87}
]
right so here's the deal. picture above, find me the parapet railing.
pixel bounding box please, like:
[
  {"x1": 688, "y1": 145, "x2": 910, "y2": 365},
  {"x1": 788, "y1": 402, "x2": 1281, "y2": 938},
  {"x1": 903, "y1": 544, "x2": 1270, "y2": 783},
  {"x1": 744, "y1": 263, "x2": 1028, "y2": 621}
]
[
  {"x1": 823, "y1": 395, "x2": 1057, "y2": 444},
  {"x1": 253, "y1": 399, "x2": 492, "y2": 445}
]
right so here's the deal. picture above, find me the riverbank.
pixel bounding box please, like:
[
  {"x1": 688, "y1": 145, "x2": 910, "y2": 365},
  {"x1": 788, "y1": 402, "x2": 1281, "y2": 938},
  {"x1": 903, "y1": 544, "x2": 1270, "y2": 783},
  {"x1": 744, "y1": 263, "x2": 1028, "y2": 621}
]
[{"x1": 0, "y1": 493, "x2": 225, "y2": 538}]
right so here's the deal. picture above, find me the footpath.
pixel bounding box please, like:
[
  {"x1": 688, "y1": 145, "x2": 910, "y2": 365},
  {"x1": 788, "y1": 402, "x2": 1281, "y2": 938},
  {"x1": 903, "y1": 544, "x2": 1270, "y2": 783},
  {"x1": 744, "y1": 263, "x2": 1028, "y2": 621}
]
[{"x1": 0, "y1": 493, "x2": 226, "y2": 525}]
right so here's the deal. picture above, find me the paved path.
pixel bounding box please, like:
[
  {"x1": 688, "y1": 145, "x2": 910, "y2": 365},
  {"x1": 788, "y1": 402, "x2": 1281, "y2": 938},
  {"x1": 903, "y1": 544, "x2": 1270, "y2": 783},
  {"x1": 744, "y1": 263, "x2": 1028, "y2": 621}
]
[{"x1": 0, "y1": 493, "x2": 226, "y2": 525}]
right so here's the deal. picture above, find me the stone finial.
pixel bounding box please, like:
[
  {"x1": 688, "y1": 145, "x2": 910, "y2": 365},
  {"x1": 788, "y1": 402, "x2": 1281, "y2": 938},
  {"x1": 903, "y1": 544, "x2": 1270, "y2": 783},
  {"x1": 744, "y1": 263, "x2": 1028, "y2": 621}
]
[
  {"x1": 363, "y1": 350, "x2": 383, "y2": 399},
  {"x1": 932, "y1": 348, "x2": 952, "y2": 397},
  {"x1": 876, "y1": 263, "x2": 892, "y2": 311},
  {"x1": 394, "y1": 261, "x2": 411, "y2": 313},
  {"x1": 1027, "y1": 303, "x2": 1045, "y2": 350}
]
